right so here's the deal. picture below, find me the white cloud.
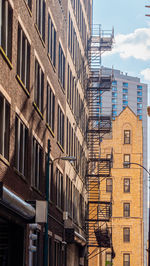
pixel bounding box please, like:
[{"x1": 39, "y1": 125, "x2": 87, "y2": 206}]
[
  {"x1": 105, "y1": 28, "x2": 150, "y2": 61},
  {"x1": 141, "y1": 68, "x2": 150, "y2": 81}
]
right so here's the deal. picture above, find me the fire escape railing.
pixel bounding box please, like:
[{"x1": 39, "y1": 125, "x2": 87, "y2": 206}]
[{"x1": 86, "y1": 25, "x2": 114, "y2": 251}]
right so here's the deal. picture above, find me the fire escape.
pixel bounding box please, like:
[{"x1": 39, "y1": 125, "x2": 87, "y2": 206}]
[{"x1": 86, "y1": 25, "x2": 114, "y2": 259}]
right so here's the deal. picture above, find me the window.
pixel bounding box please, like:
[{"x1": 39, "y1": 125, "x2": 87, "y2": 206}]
[
  {"x1": 123, "y1": 82, "x2": 128, "y2": 88},
  {"x1": 32, "y1": 137, "x2": 43, "y2": 190},
  {"x1": 34, "y1": 59, "x2": 44, "y2": 114},
  {"x1": 137, "y1": 85, "x2": 142, "y2": 90},
  {"x1": 15, "y1": 115, "x2": 28, "y2": 177},
  {"x1": 112, "y1": 104, "x2": 117, "y2": 109},
  {"x1": 48, "y1": 13, "x2": 56, "y2": 67},
  {"x1": 106, "y1": 178, "x2": 112, "y2": 193},
  {"x1": 112, "y1": 92, "x2": 117, "y2": 97},
  {"x1": 112, "y1": 87, "x2": 117, "y2": 92},
  {"x1": 66, "y1": 175, "x2": 72, "y2": 217},
  {"x1": 0, "y1": 93, "x2": 10, "y2": 160},
  {"x1": 123, "y1": 228, "x2": 130, "y2": 242},
  {"x1": 106, "y1": 252, "x2": 112, "y2": 265},
  {"x1": 36, "y1": 0, "x2": 45, "y2": 41},
  {"x1": 124, "y1": 154, "x2": 130, "y2": 168},
  {"x1": 138, "y1": 115, "x2": 142, "y2": 120},
  {"x1": 123, "y1": 254, "x2": 130, "y2": 266},
  {"x1": 124, "y1": 178, "x2": 130, "y2": 193},
  {"x1": 137, "y1": 103, "x2": 142, "y2": 108},
  {"x1": 56, "y1": 168, "x2": 63, "y2": 209},
  {"x1": 112, "y1": 110, "x2": 117, "y2": 116},
  {"x1": 57, "y1": 105, "x2": 64, "y2": 149},
  {"x1": 54, "y1": 241, "x2": 62, "y2": 266},
  {"x1": 46, "y1": 82, "x2": 55, "y2": 132},
  {"x1": 137, "y1": 97, "x2": 142, "y2": 103},
  {"x1": 137, "y1": 91, "x2": 142, "y2": 96},
  {"x1": 25, "y1": 0, "x2": 32, "y2": 10},
  {"x1": 123, "y1": 203, "x2": 130, "y2": 217},
  {"x1": 112, "y1": 80, "x2": 117, "y2": 85},
  {"x1": 123, "y1": 94, "x2": 128, "y2": 100},
  {"x1": 0, "y1": 0, "x2": 13, "y2": 61},
  {"x1": 123, "y1": 100, "x2": 128, "y2": 105},
  {"x1": 124, "y1": 130, "x2": 130, "y2": 144},
  {"x1": 137, "y1": 109, "x2": 142, "y2": 115},
  {"x1": 58, "y1": 43, "x2": 65, "y2": 89},
  {"x1": 123, "y1": 88, "x2": 128, "y2": 93},
  {"x1": 112, "y1": 98, "x2": 117, "y2": 103},
  {"x1": 17, "y1": 23, "x2": 30, "y2": 90}
]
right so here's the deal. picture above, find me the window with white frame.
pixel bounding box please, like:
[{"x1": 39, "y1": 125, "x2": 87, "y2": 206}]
[
  {"x1": 32, "y1": 137, "x2": 43, "y2": 190},
  {"x1": 34, "y1": 58, "x2": 44, "y2": 114},
  {"x1": 36, "y1": 0, "x2": 45, "y2": 41},
  {"x1": 0, "y1": 0, "x2": 13, "y2": 60},
  {"x1": 58, "y1": 43, "x2": 65, "y2": 89},
  {"x1": 56, "y1": 168, "x2": 63, "y2": 209},
  {"x1": 48, "y1": 13, "x2": 56, "y2": 67},
  {"x1": 57, "y1": 105, "x2": 64, "y2": 149},
  {"x1": 0, "y1": 93, "x2": 10, "y2": 160},
  {"x1": 46, "y1": 82, "x2": 55, "y2": 132},
  {"x1": 17, "y1": 23, "x2": 31, "y2": 90},
  {"x1": 15, "y1": 115, "x2": 28, "y2": 177}
]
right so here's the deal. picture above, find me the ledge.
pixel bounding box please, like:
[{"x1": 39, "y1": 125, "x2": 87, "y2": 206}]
[
  {"x1": 47, "y1": 53, "x2": 56, "y2": 73},
  {"x1": 0, "y1": 154, "x2": 10, "y2": 167},
  {"x1": 33, "y1": 102, "x2": 44, "y2": 120},
  {"x1": 13, "y1": 167, "x2": 27, "y2": 183},
  {"x1": 23, "y1": 0, "x2": 32, "y2": 16},
  {"x1": 16, "y1": 74, "x2": 30, "y2": 97},
  {"x1": 57, "y1": 141, "x2": 64, "y2": 153},
  {"x1": 34, "y1": 23, "x2": 45, "y2": 48},
  {"x1": 46, "y1": 123, "x2": 55, "y2": 138},
  {"x1": 0, "y1": 46, "x2": 13, "y2": 69}
]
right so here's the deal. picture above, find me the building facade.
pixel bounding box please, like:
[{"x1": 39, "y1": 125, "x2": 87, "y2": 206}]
[
  {"x1": 101, "y1": 68, "x2": 148, "y2": 265},
  {"x1": 0, "y1": 0, "x2": 92, "y2": 265},
  {"x1": 89, "y1": 107, "x2": 144, "y2": 266}
]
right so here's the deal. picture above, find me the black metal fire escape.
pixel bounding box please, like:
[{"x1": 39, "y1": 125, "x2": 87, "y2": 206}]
[{"x1": 86, "y1": 25, "x2": 114, "y2": 255}]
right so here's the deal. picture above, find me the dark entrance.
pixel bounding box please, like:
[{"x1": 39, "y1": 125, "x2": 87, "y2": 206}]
[{"x1": 0, "y1": 217, "x2": 24, "y2": 266}]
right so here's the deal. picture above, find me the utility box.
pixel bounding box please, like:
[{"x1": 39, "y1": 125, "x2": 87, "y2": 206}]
[{"x1": 35, "y1": 201, "x2": 47, "y2": 223}]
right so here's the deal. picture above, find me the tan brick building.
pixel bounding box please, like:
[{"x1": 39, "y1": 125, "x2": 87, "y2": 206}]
[{"x1": 89, "y1": 107, "x2": 144, "y2": 266}]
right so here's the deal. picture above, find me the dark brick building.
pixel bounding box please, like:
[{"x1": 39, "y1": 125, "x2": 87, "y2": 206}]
[{"x1": 0, "y1": 0, "x2": 92, "y2": 265}]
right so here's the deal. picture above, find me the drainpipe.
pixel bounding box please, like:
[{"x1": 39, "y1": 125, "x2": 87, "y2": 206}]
[{"x1": 44, "y1": 139, "x2": 51, "y2": 266}]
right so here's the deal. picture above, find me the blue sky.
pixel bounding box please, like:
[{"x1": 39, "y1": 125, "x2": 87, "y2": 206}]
[{"x1": 93, "y1": 0, "x2": 150, "y2": 86}]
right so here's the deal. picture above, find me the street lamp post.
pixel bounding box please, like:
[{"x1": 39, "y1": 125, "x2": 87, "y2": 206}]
[
  {"x1": 44, "y1": 139, "x2": 76, "y2": 266},
  {"x1": 123, "y1": 161, "x2": 150, "y2": 266}
]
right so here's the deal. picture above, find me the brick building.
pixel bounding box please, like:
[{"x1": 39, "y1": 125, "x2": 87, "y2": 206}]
[
  {"x1": 89, "y1": 107, "x2": 144, "y2": 266},
  {"x1": 0, "y1": 0, "x2": 92, "y2": 265}
]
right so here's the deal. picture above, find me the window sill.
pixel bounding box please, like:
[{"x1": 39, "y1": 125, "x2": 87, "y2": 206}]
[
  {"x1": 47, "y1": 53, "x2": 56, "y2": 73},
  {"x1": 16, "y1": 74, "x2": 30, "y2": 98},
  {"x1": 34, "y1": 23, "x2": 45, "y2": 48},
  {"x1": 58, "y1": 78, "x2": 65, "y2": 94},
  {"x1": 46, "y1": 123, "x2": 55, "y2": 138},
  {"x1": 57, "y1": 141, "x2": 64, "y2": 153},
  {"x1": 13, "y1": 167, "x2": 28, "y2": 183},
  {"x1": 56, "y1": 205, "x2": 63, "y2": 213},
  {"x1": 23, "y1": 0, "x2": 32, "y2": 16},
  {"x1": 33, "y1": 102, "x2": 44, "y2": 120},
  {"x1": 0, "y1": 46, "x2": 13, "y2": 69},
  {"x1": 31, "y1": 185, "x2": 43, "y2": 196},
  {"x1": 0, "y1": 154, "x2": 10, "y2": 167}
]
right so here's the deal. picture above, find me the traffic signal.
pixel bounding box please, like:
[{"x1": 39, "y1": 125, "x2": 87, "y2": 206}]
[{"x1": 29, "y1": 224, "x2": 38, "y2": 253}]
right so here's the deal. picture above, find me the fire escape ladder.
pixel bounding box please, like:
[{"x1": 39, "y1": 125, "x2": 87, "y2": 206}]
[{"x1": 86, "y1": 25, "x2": 114, "y2": 251}]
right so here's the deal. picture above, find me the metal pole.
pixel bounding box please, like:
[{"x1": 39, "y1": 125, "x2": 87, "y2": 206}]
[{"x1": 44, "y1": 139, "x2": 51, "y2": 266}]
